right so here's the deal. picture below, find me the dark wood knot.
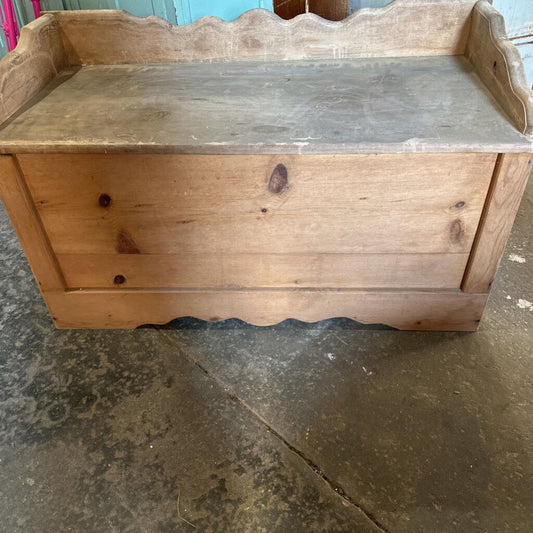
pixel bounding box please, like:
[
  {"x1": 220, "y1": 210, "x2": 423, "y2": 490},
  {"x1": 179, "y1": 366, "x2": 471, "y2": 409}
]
[
  {"x1": 113, "y1": 275, "x2": 126, "y2": 285},
  {"x1": 98, "y1": 193, "x2": 112, "y2": 208},
  {"x1": 116, "y1": 230, "x2": 141, "y2": 254},
  {"x1": 450, "y1": 218, "x2": 465, "y2": 244},
  {"x1": 268, "y1": 164, "x2": 289, "y2": 194}
]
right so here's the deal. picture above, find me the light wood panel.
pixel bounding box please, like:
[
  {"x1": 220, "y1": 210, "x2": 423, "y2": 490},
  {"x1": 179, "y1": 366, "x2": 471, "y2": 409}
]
[
  {"x1": 2, "y1": 57, "x2": 531, "y2": 155},
  {"x1": 44, "y1": 288, "x2": 488, "y2": 331},
  {"x1": 50, "y1": 2, "x2": 475, "y2": 65},
  {"x1": 462, "y1": 153, "x2": 532, "y2": 293},
  {"x1": 57, "y1": 252, "x2": 470, "y2": 290},
  {"x1": 0, "y1": 14, "x2": 68, "y2": 125},
  {"x1": 0, "y1": 155, "x2": 65, "y2": 292},
  {"x1": 467, "y1": 0, "x2": 533, "y2": 136},
  {"x1": 18, "y1": 153, "x2": 496, "y2": 256}
]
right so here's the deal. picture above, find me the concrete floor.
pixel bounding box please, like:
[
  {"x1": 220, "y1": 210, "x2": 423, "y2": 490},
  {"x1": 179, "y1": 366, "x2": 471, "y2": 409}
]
[{"x1": 0, "y1": 177, "x2": 532, "y2": 533}]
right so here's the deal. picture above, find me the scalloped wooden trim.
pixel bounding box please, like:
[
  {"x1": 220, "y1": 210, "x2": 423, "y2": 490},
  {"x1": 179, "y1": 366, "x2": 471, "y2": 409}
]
[
  {"x1": 44, "y1": 289, "x2": 488, "y2": 331},
  {"x1": 467, "y1": 0, "x2": 533, "y2": 136},
  {"x1": 0, "y1": 14, "x2": 68, "y2": 125},
  {"x1": 51, "y1": 0, "x2": 476, "y2": 65}
]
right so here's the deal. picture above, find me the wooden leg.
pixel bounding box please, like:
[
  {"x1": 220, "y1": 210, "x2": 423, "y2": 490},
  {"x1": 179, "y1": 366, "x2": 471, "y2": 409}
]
[
  {"x1": 462, "y1": 153, "x2": 532, "y2": 293},
  {"x1": 0, "y1": 155, "x2": 65, "y2": 292}
]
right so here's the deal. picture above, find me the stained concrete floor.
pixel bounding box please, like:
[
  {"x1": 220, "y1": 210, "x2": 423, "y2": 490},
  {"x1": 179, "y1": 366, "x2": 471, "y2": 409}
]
[{"x1": 0, "y1": 176, "x2": 532, "y2": 533}]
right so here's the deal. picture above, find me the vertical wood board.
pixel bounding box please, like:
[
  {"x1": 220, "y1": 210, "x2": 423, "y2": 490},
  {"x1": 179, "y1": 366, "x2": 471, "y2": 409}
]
[
  {"x1": 0, "y1": 155, "x2": 65, "y2": 292},
  {"x1": 462, "y1": 153, "x2": 532, "y2": 293}
]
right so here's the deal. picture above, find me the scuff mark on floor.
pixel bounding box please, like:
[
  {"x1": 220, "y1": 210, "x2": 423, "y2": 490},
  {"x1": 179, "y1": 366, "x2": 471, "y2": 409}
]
[
  {"x1": 517, "y1": 299, "x2": 533, "y2": 311},
  {"x1": 509, "y1": 254, "x2": 526, "y2": 263}
]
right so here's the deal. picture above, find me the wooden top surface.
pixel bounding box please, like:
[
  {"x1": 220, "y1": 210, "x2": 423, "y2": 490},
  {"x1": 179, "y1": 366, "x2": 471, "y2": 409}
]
[{"x1": 0, "y1": 55, "x2": 531, "y2": 154}]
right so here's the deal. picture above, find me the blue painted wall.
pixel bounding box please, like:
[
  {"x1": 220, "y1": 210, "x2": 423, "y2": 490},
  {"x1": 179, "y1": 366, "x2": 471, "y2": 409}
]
[
  {"x1": 493, "y1": 0, "x2": 533, "y2": 84},
  {"x1": 0, "y1": 0, "x2": 273, "y2": 56},
  {"x1": 173, "y1": 0, "x2": 273, "y2": 24},
  {"x1": 493, "y1": 0, "x2": 532, "y2": 37},
  {"x1": 349, "y1": 0, "x2": 390, "y2": 9},
  {"x1": 39, "y1": 0, "x2": 273, "y2": 25}
]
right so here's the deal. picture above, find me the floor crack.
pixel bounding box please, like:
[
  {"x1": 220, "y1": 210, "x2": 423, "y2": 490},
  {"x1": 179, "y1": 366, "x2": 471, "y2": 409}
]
[{"x1": 156, "y1": 327, "x2": 390, "y2": 533}]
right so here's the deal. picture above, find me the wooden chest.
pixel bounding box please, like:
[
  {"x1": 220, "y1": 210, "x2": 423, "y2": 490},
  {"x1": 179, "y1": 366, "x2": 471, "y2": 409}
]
[{"x1": 0, "y1": 0, "x2": 532, "y2": 330}]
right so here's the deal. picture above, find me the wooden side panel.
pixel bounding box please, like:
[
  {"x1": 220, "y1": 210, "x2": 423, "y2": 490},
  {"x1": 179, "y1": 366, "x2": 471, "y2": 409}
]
[
  {"x1": 56, "y1": 252, "x2": 470, "y2": 290},
  {"x1": 466, "y1": 0, "x2": 533, "y2": 136},
  {"x1": 0, "y1": 155, "x2": 65, "y2": 292},
  {"x1": 0, "y1": 14, "x2": 68, "y2": 125},
  {"x1": 18, "y1": 153, "x2": 496, "y2": 256},
  {"x1": 51, "y1": 1, "x2": 475, "y2": 65},
  {"x1": 45, "y1": 289, "x2": 488, "y2": 331},
  {"x1": 462, "y1": 153, "x2": 532, "y2": 293}
]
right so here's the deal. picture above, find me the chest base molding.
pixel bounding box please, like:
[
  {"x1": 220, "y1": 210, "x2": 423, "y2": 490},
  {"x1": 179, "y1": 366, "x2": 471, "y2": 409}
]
[{"x1": 45, "y1": 289, "x2": 488, "y2": 331}]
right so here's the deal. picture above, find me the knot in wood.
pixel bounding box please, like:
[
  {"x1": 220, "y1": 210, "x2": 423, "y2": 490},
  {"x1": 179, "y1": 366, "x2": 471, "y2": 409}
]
[{"x1": 268, "y1": 164, "x2": 289, "y2": 194}]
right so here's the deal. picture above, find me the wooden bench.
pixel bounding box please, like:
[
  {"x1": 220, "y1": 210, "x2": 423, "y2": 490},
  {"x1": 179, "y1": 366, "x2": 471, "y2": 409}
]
[{"x1": 0, "y1": 0, "x2": 531, "y2": 329}]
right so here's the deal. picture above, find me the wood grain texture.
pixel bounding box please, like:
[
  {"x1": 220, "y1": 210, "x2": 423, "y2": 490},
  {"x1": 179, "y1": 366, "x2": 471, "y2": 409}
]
[
  {"x1": 308, "y1": 0, "x2": 349, "y2": 21},
  {"x1": 18, "y1": 153, "x2": 496, "y2": 256},
  {"x1": 462, "y1": 153, "x2": 532, "y2": 293},
  {"x1": 274, "y1": 0, "x2": 306, "y2": 19},
  {"x1": 50, "y1": 1, "x2": 475, "y2": 65},
  {"x1": 1, "y1": 1, "x2": 530, "y2": 332},
  {"x1": 57, "y1": 252, "x2": 470, "y2": 290},
  {"x1": 467, "y1": 0, "x2": 533, "y2": 136},
  {"x1": 0, "y1": 155, "x2": 65, "y2": 292},
  {"x1": 0, "y1": 14, "x2": 68, "y2": 125},
  {"x1": 1, "y1": 58, "x2": 531, "y2": 155},
  {"x1": 275, "y1": 0, "x2": 348, "y2": 21},
  {"x1": 44, "y1": 289, "x2": 488, "y2": 331}
]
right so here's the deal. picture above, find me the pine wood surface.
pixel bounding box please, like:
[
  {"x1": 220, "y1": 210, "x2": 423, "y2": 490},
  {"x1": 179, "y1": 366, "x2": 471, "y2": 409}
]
[
  {"x1": 18, "y1": 153, "x2": 495, "y2": 258},
  {"x1": 462, "y1": 153, "x2": 532, "y2": 293},
  {"x1": 0, "y1": 14, "x2": 68, "y2": 126},
  {"x1": 45, "y1": 289, "x2": 488, "y2": 331},
  {"x1": 0, "y1": 155, "x2": 65, "y2": 291},
  {"x1": 467, "y1": 1, "x2": 533, "y2": 136},
  {"x1": 0, "y1": 57, "x2": 530, "y2": 155},
  {"x1": 0, "y1": 1, "x2": 532, "y2": 330},
  {"x1": 56, "y1": 253, "x2": 470, "y2": 290},
  {"x1": 51, "y1": 2, "x2": 474, "y2": 65}
]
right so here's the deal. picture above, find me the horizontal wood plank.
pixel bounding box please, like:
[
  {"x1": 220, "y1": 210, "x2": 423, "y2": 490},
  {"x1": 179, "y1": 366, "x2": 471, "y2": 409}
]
[
  {"x1": 57, "y1": 252, "x2": 470, "y2": 290},
  {"x1": 19, "y1": 153, "x2": 496, "y2": 255},
  {"x1": 1, "y1": 57, "x2": 531, "y2": 154},
  {"x1": 44, "y1": 288, "x2": 488, "y2": 331},
  {"x1": 51, "y1": 3, "x2": 474, "y2": 65}
]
